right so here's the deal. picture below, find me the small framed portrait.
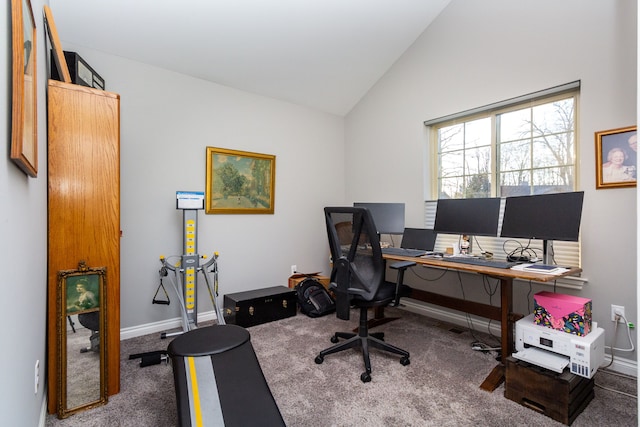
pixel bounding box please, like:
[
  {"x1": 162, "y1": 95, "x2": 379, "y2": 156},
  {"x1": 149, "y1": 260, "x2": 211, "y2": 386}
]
[
  {"x1": 60, "y1": 267, "x2": 104, "y2": 315},
  {"x1": 595, "y1": 126, "x2": 637, "y2": 189}
]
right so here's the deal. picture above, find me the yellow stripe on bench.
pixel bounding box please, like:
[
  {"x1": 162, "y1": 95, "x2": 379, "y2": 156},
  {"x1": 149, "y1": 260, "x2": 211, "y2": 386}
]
[{"x1": 185, "y1": 356, "x2": 224, "y2": 427}]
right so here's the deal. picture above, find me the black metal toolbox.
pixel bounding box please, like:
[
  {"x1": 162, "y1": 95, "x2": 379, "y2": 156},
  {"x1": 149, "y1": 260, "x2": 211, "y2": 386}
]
[{"x1": 223, "y1": 286, "x2": 296, "y2": 327}]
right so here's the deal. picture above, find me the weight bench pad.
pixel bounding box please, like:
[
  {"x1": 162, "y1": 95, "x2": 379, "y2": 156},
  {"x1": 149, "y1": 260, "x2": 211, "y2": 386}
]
[{"x1": 168, "y1": 325, "x2": 285, "y2": 427}]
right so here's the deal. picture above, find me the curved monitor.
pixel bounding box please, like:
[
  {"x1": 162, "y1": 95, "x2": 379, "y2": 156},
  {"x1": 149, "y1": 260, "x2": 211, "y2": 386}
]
[
  {"x1": 433, "y1": 198, "x2": 501, "y2": 237},
  {"x1": 500, "y1": 191, "x2": 584, "y2": 242},
  {"x1": 353, "y1": 202, "x2": 405, "y2": 235}
]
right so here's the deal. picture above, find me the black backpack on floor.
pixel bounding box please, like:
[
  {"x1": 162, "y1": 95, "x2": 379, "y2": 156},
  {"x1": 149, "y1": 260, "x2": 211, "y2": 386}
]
[{"x1": 295, "y1": 278, "x2": 336, "y2": 318}]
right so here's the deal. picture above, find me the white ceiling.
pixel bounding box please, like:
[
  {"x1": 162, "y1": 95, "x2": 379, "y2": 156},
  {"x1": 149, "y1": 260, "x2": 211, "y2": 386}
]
[{"x1": 49, "y1": 0, "x2": 450, "y2": 116}]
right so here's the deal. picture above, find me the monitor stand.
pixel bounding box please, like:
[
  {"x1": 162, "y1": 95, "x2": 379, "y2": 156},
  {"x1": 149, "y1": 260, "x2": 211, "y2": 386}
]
[{"x1": 543, "y1": 240, "x2": 553, "y2": 264}]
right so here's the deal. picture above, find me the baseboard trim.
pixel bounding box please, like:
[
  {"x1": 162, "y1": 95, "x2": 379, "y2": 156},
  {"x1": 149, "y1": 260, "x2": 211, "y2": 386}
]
[
  {"x1": 400, "y1": 299, "x2": 503, "y2": 336},
  {"x1": 120, "y1": 310, "x2": 218, "y2": 340},
  {"x1": 399, "y1": 299, "x2": 637, "y2": 377}
]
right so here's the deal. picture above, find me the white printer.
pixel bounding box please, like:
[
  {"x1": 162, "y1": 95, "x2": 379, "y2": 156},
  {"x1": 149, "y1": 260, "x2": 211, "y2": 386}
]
[{"x1": 513, "y1": 313, "x2": 605, "y2": 379}]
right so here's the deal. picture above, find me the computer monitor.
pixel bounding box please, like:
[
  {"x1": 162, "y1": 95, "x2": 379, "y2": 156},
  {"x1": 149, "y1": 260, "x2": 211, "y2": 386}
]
[
  {"x1": 353, "y1": 202, "x2": 405, "y2": 235},
  {"x1": 500, "y1": 191, "x2": 584, "y2": 263},
  {"x1": 500, "y1": 191, "x2": 584, "y2": 242},
  {"x1": 433, "y1": 198, "x2": 501, "y2": 237}
]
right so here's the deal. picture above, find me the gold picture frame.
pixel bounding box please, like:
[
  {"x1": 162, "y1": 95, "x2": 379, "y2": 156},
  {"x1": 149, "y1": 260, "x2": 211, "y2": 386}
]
[
  {"x1": 595, "y1": 126, "x2": 637, "y2": 189},
  {"x1": 10, "y1": 0, "x2": 38, "y2": 177},
  {"x1": 57, "y1": 262, "x2": 108, "y2": 418},
  {"x1": 205, "y1": 147, "x2": 276, "y2": 214}
]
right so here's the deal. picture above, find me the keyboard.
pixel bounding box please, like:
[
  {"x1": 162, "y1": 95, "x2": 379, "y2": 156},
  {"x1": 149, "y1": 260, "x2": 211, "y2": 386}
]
[
  {"x1": 441, "y1": 256, "x2": 518, "y2": 269},
  {"x1": 381, "y1": 247, "x2": 427, "y2": 257}
]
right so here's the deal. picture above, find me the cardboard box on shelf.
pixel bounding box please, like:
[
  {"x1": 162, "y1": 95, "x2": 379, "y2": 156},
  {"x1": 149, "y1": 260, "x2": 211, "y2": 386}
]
[{"x1": 288, "y1": 272, "x2": 330, "y2": 291}]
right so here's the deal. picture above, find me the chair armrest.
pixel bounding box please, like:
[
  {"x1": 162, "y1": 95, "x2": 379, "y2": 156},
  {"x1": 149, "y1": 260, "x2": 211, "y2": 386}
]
[
  {"x1": 389, "y1": 260, "x2": 416, "y2": 270},
  {"x1": 388, "y1": 261, "x2": 415, "y2": 306},
  {"x1": 333, "y1": 257, "x2": 352, "y2": 320}
]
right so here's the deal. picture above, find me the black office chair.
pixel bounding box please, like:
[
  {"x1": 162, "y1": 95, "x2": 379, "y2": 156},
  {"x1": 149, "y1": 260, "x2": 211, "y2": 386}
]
[
  {"x1": 78, "y1": 311, "x2": 100, "y2": 353},
  {"x1": 315, "y1": 207, "x2": 415, "y2": 382}
]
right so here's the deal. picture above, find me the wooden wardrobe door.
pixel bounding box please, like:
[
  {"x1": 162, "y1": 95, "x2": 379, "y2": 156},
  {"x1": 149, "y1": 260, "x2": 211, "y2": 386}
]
[{"x1": 47, "y1": 80, "x2": 121, "y2": 413}]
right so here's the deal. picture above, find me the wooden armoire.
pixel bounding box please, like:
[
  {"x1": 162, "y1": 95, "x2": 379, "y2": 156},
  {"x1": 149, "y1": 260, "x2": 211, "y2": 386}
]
[{"x1": 46, "y1": 80, "x2": 121, "y2": 413}]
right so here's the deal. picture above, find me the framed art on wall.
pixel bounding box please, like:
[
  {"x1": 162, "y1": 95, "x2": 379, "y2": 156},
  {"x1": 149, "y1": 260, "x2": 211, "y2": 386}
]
[
  {"x1": 595, "y1": 126, "x2": 637, "y2": 189},
  {"x1": 10, "y1": 0, "x2": 38, "y2": 177},
  {"x1": 205, "y1": 147, "x2": 276, "y2": 214}
]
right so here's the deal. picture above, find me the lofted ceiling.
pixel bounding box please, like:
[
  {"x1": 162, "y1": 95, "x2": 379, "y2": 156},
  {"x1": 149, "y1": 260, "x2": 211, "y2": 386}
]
[{"x1": 49, "y1": 0, "x2": 450, "y2": 116}]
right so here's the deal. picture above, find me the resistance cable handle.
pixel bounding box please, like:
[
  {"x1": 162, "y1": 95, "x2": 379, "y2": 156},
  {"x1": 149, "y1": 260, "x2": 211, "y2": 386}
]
[
  {"x1": 152, "y1": 264, "x2": 171, "y2": 305},
  {"x1": 157, "y1": 255, "x2": 192, "y2": 334}
]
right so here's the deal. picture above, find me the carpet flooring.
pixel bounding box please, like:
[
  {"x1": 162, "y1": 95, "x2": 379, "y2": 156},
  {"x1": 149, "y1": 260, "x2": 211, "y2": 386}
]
[{"x1": 46, "y1": 308, "x2": 637, "y2": 426}]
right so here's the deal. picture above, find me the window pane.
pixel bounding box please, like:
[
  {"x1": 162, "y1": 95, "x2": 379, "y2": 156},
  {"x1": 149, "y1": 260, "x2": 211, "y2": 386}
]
[
  {"x1": 532, "y1": 99, "x2": 574, "y2": 136},
  {"x1": 499, "y1": 171, "x2": 532, "y2": 196},
  {"x1": 464, "y1": 174, "x2": 491, "y2": 198},
  {"x1": 439, "y1": 124, "x2": 464, "y2": 152},
  {"x1": 499, "y1": 109, "x2": 531, "y2": 142},
  {"x1": 439, "y1": 176, "x2": 464, "y2": 199},
  {"x1": 532, "y1": 167, "x2": 574, "y2": 192},
  {"x1": 531, "y1": 137, "x2": 560, "y2": 168},
  {"x1": 465, "y1": 118, "x2": 491, "y2": 148},
  {"x1": 440, "y1": 151, "x2": 464, "y2": 176},
  {"x1": 464, "y1": 146, "x2": 491, "y2": 175},
  {"x1": 499, "y1": 140, "x2": 530, "y2": 172}
]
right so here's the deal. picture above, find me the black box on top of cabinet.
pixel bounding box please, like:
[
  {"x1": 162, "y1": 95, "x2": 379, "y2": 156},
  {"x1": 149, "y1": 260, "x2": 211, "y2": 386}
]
[
  {"x1": 224, "y1": 286, "x2": 297, "y2": 327},
  {"x1": 50, "y1": 51, "x2": 105, "y2": 90}
]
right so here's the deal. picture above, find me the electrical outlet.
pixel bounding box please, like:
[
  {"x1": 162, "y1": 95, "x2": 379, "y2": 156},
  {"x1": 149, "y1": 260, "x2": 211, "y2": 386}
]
[
  {"x1": 34, "y1": 360, "x2": 39, "y2": 394},
  {"x1": 291, "y1": 265, "x2": 297, "y2": 276},
  {"x1": 611, "y1": 304, "x2": 625, "y2": 323}
]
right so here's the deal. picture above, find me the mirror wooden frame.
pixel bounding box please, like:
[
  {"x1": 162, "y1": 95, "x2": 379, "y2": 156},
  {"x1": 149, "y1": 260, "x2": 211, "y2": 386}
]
[
  {"x1": 10, "y1": 0, "x2": 38, "y2": 177},
  {"x1": 57, "y1": 262, "x2": 108, "y2": 418}
]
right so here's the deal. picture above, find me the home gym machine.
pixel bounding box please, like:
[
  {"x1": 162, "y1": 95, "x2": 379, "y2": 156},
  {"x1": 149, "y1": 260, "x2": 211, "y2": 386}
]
[{"x1": 130, "y1": 192, "x2": 225, "y2": 367}]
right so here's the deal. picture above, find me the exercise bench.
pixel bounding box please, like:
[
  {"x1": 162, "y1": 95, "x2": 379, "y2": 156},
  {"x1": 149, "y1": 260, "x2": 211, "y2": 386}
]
[{"x1": 167, "y1": 324, "x2": 285, "y2": 427}]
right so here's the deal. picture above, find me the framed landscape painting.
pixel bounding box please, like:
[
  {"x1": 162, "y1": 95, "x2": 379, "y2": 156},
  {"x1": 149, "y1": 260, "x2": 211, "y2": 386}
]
[{"x1": 205, "y1": 147, "x2": 276, "y2": 214}]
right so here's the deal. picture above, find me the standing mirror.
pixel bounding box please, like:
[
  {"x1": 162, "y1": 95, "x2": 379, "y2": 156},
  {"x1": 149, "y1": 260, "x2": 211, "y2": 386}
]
[{"x1": 57, "y1": 261, "x2": 108, "y2": 418}]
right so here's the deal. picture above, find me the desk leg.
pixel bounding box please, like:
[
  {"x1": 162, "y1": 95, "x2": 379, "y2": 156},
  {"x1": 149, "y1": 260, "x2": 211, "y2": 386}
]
[{"x1": 479, "y1": 277, "x2": 513, "y2": 392}]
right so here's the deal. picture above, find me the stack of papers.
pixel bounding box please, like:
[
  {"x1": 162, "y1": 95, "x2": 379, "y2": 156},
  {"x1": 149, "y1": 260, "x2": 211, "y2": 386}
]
[{"x1": 511, "y1": 263, "x2": 568, "y2": 275}]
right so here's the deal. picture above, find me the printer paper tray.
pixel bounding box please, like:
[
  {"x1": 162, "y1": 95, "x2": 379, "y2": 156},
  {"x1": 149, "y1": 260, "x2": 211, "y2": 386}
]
[{"x1": 512, "y1": 347, "x2": 569, "y2": 373}]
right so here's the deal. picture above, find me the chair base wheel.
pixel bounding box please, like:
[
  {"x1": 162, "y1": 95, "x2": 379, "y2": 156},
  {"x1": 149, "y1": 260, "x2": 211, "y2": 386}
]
[
  {"x1": 400, "y1": 356, "x2": 410, "y2": 366},
  {"x1": 330, "y1": 335, "x2": 339, "y2": 343},
  {"x1": 315, "y1": 355, "x2": 324, "y2": 364},
  {"x1": 360, "y1": 372, "x2": 371, "y2": 383}
]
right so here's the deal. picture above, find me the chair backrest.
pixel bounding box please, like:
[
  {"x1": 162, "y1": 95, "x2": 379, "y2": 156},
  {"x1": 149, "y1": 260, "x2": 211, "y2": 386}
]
[{"x1": 324, "y1": 207, "x2": 385, "y2": 310}]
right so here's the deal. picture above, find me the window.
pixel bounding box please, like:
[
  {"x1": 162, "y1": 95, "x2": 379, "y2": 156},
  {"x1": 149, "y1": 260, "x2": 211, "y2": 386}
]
[
  {"x1": 435, "y1": 93, "x2": 577, "y2": 199},
  {"x1": 425, "y1": 83, "x2": 581, "y2": 267}
]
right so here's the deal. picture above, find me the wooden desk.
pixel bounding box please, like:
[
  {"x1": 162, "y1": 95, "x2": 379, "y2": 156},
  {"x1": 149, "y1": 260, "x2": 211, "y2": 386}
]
[{"x1": 383, "y1": 254, "x2": 582, "y2": 392}]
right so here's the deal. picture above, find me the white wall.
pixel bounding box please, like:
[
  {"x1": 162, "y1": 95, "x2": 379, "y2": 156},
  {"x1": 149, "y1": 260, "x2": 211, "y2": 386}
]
[
  {"x1": 1, "y1": 0, "x2": 50, "y2": 424},
  {"x1": 345, "y1": 0, "x2": 638, "y2": 368},
  {"x1": 61, "y1": 43, "x2": 346, "y2": 329}
]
